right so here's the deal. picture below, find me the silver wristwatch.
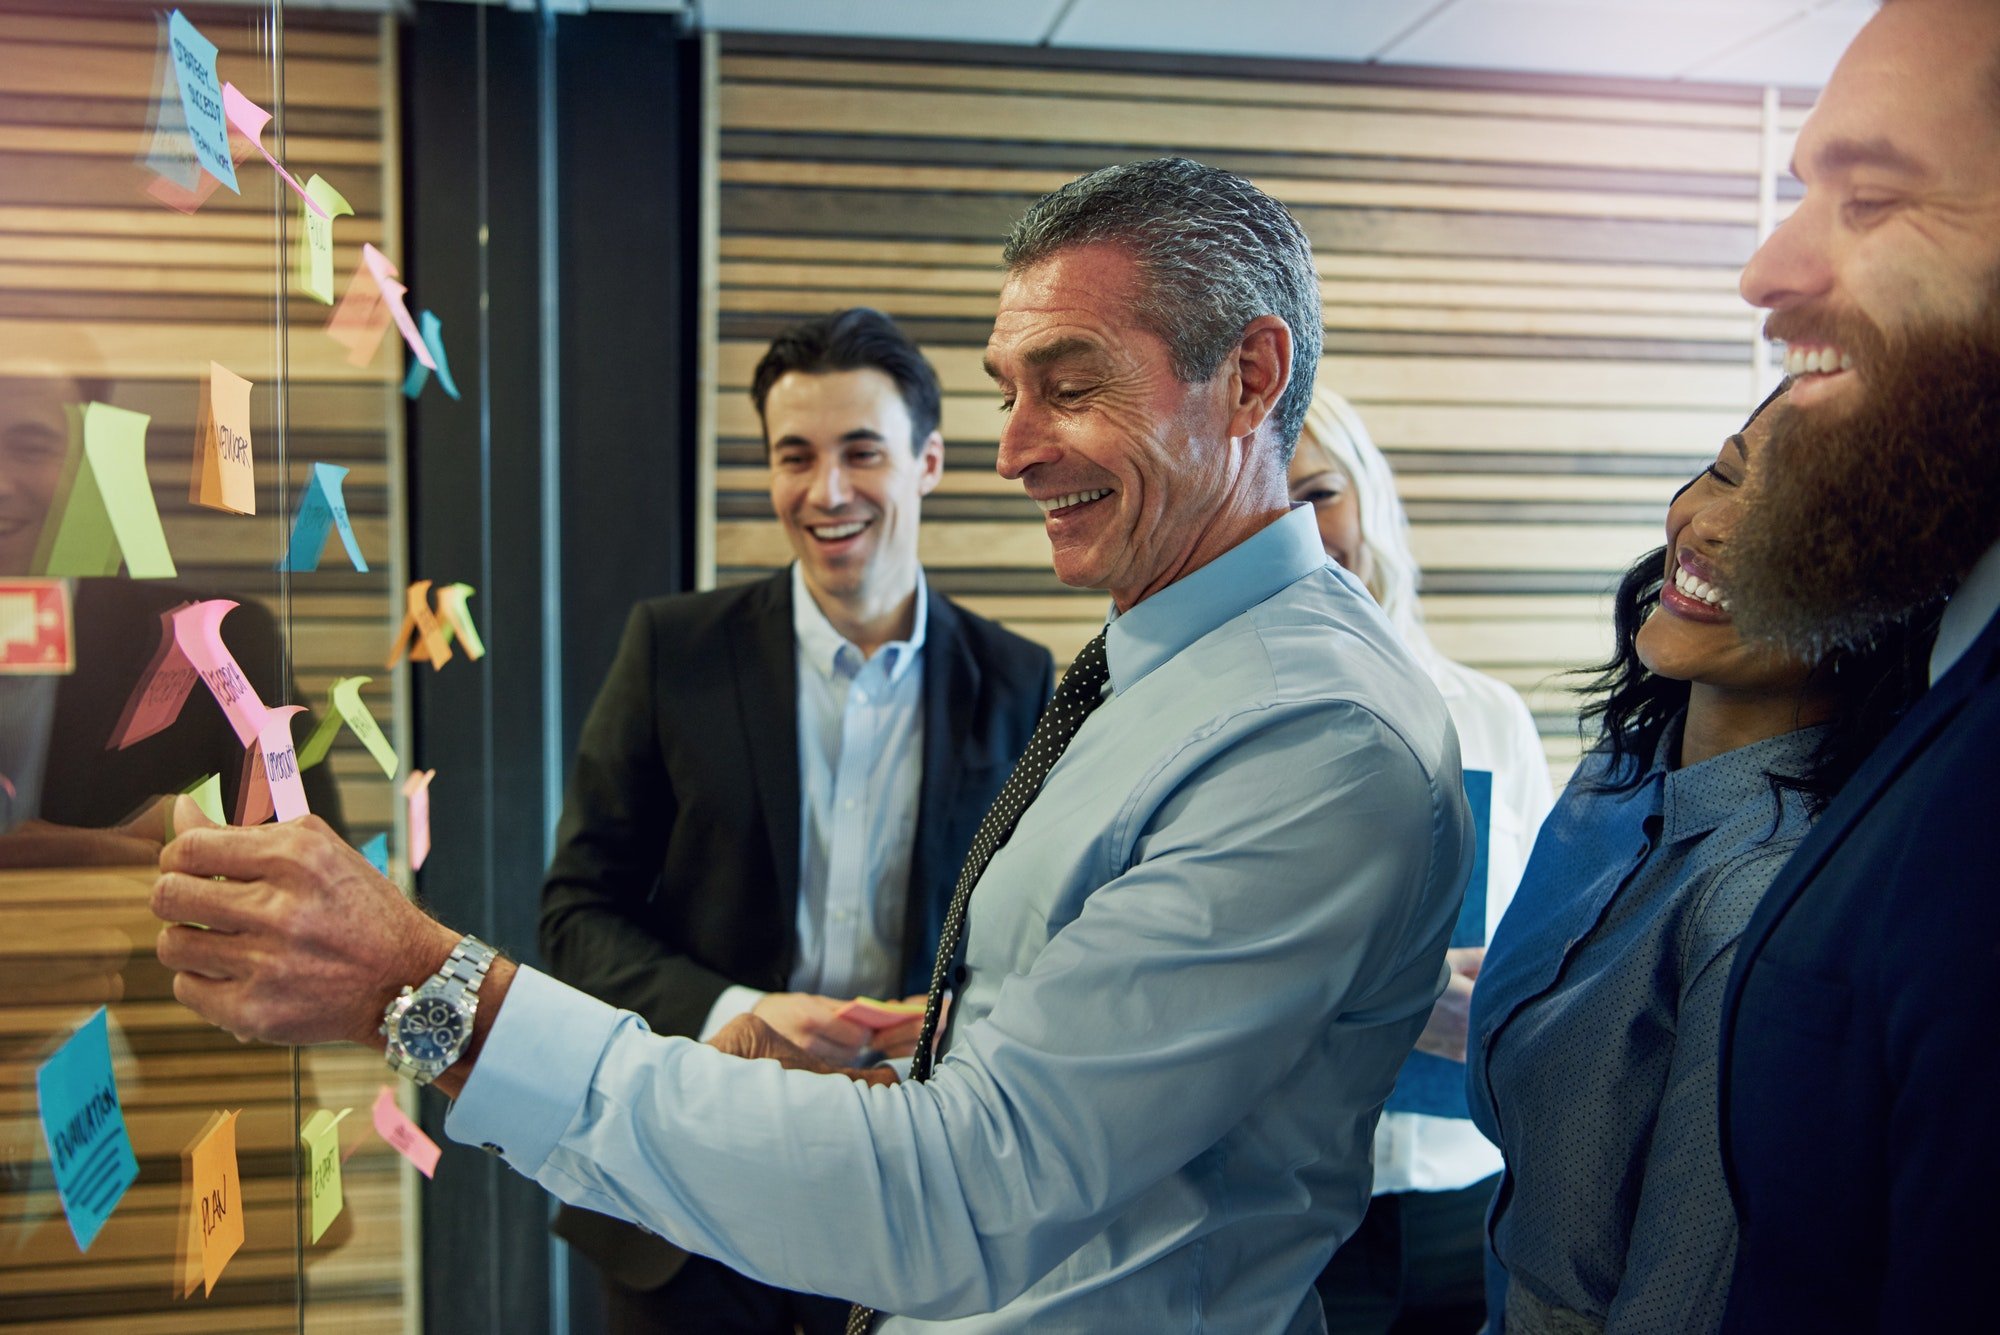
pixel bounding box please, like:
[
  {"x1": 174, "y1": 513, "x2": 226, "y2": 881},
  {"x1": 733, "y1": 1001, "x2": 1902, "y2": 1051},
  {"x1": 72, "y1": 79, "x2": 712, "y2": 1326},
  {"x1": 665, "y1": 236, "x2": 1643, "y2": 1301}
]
[{"x1": 380, "y1": 934, "x2": 498, "y2": 1086}]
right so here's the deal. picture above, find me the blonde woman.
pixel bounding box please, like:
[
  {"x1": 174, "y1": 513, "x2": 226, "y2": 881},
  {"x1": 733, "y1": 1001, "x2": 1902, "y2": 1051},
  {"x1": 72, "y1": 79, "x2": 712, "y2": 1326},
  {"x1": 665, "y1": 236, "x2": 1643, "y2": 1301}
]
[{"x1": 1288, "y1": 387, "x2": 1552, "y2": 1335}]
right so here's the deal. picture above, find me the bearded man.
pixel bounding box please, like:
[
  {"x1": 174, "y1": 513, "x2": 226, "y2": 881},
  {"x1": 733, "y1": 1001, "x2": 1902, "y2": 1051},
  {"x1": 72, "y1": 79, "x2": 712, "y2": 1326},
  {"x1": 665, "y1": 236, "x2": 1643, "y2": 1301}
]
[{"x1": 1715, "y1": 1, "x2": 2000, "y2": 1330}]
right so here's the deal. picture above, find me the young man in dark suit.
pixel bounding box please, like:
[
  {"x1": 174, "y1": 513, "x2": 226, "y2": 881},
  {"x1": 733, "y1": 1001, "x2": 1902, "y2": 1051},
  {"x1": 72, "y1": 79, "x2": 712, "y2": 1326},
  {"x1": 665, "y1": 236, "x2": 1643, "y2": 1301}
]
[
  {"x1": 1717, "y1": 1, "x2": 2000, "y2": 1328},
  {"x1": 537, "y1": 309, "x2": 1052, "y2": 1335}
]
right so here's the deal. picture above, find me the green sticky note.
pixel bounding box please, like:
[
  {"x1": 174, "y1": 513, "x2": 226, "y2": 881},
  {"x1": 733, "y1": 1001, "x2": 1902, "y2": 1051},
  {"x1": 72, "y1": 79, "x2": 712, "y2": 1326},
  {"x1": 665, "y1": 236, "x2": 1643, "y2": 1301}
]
[
  {"x1": 433, "y1": 583, "x2": 485, "y2": 659},
  {"x1": 299, "y1": 1107, "x2": 350, "y2": 1244},
  {"x1": 33, "y1": 403, "x2": 177, "y2": 579},
  {"x1": 166, "y1": 774, "x2": 224, "y2": 840},
  {"x1": 297, "y1": 676, "x2": 397, "y2": 779},
  {"x1": 295, "y1": 175, "x2": 354, "y2": 305}
]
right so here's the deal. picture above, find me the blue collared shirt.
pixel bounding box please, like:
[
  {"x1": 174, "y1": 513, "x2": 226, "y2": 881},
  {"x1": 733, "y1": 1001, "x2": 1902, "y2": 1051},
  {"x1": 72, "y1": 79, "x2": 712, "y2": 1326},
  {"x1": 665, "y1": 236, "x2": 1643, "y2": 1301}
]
[
  {"x1": 448, "y1": 506, "x2": 1471, "y2": 1332},
  {"x1": 1467, "y1": 722, "x2": 1825, "y2": 1334}
]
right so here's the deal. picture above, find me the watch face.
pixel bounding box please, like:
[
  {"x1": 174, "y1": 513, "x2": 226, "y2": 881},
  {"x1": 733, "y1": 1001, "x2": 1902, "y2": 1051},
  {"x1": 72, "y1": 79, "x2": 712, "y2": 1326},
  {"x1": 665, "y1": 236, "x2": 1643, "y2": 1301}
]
[{"x1": 395, "y1": 997, "x2": 466, "y2": 1065}]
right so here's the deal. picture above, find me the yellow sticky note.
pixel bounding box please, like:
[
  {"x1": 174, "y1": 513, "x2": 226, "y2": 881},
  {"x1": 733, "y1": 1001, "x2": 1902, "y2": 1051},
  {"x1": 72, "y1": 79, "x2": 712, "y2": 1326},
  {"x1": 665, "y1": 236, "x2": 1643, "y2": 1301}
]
[
  {"x1": 297, "y1": 675, "x2": 397, "y2": 778},
  {"x1": 433, "y1": 583, "x2": 486, "y2": 661},
  {"x1": 188, "y1": 1110, "x2": 243, "y2": 1296},
  {"x1": 300, "y1": 1106, "x2": 352, "y2": 1244},
  {"x1": 33, "y1": 403, "x2": 177, "y2": 579},
  {"x1": 296, "y1": 175, "x2": 355, "y2": 305},
  {"x1": 190, "y1": 363, "x2": 255, "y2": 515}
]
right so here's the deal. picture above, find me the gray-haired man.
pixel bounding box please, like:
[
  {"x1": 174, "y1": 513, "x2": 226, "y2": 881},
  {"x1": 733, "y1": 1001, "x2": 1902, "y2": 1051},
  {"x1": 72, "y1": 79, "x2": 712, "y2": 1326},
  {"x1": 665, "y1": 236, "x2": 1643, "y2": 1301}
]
[{"x1": 151, "y1": 158, "x2": 1471, "y2": 1333}]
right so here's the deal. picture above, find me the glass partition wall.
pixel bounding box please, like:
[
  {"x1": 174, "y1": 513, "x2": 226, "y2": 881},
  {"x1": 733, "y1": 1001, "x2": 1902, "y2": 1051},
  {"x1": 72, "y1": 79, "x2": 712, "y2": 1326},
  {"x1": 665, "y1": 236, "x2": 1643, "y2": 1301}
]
[{"x1": 1, "y1": 3, "x2": 418, "y2": 1329}]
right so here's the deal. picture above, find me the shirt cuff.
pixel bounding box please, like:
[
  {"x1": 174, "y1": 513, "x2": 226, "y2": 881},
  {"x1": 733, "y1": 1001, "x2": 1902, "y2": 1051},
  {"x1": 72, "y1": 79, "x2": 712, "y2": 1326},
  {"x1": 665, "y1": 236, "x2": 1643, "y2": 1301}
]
[
  {"x1": 698, "y1": 984, "x2": 767, "y2": 1042},
  {"x1": 445, "y1": 965, "x2": 633, "y2": 1176}
]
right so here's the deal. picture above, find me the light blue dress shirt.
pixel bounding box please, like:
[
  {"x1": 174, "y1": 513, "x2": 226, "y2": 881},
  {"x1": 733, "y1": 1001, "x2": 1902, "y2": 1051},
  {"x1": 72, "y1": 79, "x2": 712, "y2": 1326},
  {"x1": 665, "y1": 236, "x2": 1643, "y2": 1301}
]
[{"x1": 448, "y1": 507, "x2": 1471, "y2": 1332}]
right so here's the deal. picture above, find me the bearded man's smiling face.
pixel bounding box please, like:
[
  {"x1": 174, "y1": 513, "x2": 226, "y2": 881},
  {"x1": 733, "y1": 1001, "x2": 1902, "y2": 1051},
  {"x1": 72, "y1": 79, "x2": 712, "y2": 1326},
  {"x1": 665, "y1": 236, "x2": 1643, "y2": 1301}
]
[{"x1": 1728, "y1": 0, "x2": 2000, "y2": 656}]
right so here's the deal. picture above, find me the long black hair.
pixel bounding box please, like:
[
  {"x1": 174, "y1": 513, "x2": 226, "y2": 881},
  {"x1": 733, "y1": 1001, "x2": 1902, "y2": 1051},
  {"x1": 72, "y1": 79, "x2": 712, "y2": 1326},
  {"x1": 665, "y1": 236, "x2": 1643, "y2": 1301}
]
[{"x1": 1573, "y1": 388, "x2": 1941, "y2": 816}]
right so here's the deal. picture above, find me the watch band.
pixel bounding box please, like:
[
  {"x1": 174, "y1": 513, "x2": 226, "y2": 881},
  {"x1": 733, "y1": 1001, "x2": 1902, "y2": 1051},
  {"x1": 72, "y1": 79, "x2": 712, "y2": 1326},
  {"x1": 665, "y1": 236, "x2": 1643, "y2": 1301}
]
[{"x1": 383, "y1": 935, "x2": 498, "y2": 1084}]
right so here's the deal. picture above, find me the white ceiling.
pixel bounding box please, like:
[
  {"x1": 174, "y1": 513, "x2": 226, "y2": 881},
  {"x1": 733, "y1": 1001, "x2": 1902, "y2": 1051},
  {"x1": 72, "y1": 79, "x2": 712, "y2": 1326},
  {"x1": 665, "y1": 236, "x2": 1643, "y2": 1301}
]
[{"x1": 688, "y1": 0, "x2": 1873, "y2": 89}]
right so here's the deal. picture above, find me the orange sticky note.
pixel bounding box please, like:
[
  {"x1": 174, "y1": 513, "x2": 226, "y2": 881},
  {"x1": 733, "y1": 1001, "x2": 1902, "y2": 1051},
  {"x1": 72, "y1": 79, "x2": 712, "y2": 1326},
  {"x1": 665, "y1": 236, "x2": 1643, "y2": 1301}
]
[
  {"x1": 190, "y1": 362, "x2": 255, "y2": 515},
  {"x1": 188, "y1": 1110, "x2": 244, "y2": 1296},
  {"x1": 403, "y1": 769, "x2": 434, "y2": 872},
  {"x1": 371, "y1": 1086, "x2": 440, "y2": 1178},
  {"x1": 387, "y1": 580, "x2": 453, "y2": 671}
]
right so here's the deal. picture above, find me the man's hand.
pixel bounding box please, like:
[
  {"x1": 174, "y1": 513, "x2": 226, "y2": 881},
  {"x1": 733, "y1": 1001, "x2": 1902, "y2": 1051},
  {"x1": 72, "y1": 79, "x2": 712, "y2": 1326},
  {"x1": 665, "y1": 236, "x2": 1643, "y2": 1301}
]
[
  {"x1": 0, "y1": 796, "x2": 173, "y2": 869},
  {"x1": 864, "y1": 994, "x2": 932, "y2": 1060},
  {"x1": 1413, "y1": 946, "x2": 1484, "y2": 1064},
  {"x1": 151, "y1": 795, "x2": 459, "y2": 1047},
  {"x1": 708, "y1": 1013, "x2": 899, "y2": 1087},
  {"x1": 749, "y1": 992, "x2": 878, "y2": 1066}
]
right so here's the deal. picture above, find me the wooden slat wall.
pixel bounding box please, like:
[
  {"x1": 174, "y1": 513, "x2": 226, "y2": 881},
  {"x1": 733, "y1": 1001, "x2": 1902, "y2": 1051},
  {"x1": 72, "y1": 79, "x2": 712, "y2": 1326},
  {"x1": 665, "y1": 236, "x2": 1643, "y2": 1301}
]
[
  {"x1": 1, "y1": 5, "x2": 412, "y2": 1332},
  {"x1": 708, "y1": 39, "x2": 1806, "y2": 784}
]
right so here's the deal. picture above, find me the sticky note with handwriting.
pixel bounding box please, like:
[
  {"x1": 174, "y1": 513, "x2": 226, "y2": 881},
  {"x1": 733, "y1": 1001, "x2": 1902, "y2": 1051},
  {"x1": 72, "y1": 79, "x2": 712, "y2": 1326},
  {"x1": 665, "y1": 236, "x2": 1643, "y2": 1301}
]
[
  {"x1": 297, "y1": 675, "x2": 397, "y2": 778},
  {"x1": 190, "y1": 362, "x2": 256, "y2": 515},
  {"x1": 235, "y1": 705, "x2": 308, "y2": 826},
  {"x1": 33, "y1": 403, "x2": 177, "y2": 580},
  {"x1": 300, "y1": 1107, "x2": 352, "y2": 1244},
  {"x1": 297, "y1": 174, "x2": 355, "y2": 305},
  {"x1": 277, "y1": 461, "x2": 367, "y2": 572},
  {"x1": 403, "y1": 769, "x2": 434, "y2": 872},
  {"x1": 170, "y1": 600, "x2": 267, "y2": 746},
  {"x1": 108, "y1": 605, "x2": 198, "y2": 750},
  {"x1": 37, "y1": 1008, "x2": 140, "y2": 1253},
  {"x1": 433, "y1": 583, "x2": 486, "y2": 660},
  {"x1": 142, "y1": 13, "x2": 200, "y2": 191},
  {"x1": 372, "y1": 1086, "x2": 440, "y2": 1178},
  {"x1": 166, "y1": 11, "x2": 237, "y2": 193},
  {"x1": 387, "y1": 580, "x2": 453, "y2": 671},
  {"x1": 188, "y1": 1110, "x2": 244, "y2": 1295}
]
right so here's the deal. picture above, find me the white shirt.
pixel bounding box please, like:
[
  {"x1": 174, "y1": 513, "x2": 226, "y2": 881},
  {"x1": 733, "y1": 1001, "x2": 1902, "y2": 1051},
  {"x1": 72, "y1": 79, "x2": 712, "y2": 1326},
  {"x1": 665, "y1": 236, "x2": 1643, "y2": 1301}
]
[
  {"x1": 698, "y1": 566, "x2": 927, "y2": 1037},
  {"x1": 1370, "y1": 650, "x2": 1553, "y2": 1194},
  {"x1": 1931, "y1": 537, "x2": 2000, "y2": 686}
]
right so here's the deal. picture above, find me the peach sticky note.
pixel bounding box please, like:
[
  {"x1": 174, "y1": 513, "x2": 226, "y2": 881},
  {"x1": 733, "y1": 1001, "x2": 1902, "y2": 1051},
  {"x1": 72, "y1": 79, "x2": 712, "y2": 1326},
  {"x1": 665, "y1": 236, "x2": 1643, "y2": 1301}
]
[
  {"x1": 387, "y1": 580, "x2": 453, "y2": 671},
  {"x1": 170, "y1": 600, "x2": 267, "y2": 746},
  {"x1": 362, "y1": 244, "x2": 435, "y2": 370},
  {"x1": 32, "y1": 402, "x2": 177, "y2": 579},
  {"x1": 188, "y1": 1110, "x2": 244, "y2": 1296},
  {"x1": 219, "y1": 84, "x2": 327, "y2": 218},
  {"x1": 190, "y1": 362, "x2": 256, "y2": 515},
  {"x1": 108, "y1": 605, "x2": 199, "y2": 750},
  {"x1": 300, "y1": 1106, "x2": 352, "y2": 1244},
  {"x1": 297, "y1": 675, "x2": 397, "y2": 778},
  {"x1": 432, "y1": 583, "x2": 486, "y2": 661},
  {"x1": 403, "y1": 769, "x2": 434, "y2": 872},
  {"x1": 372, "y1": 1086, "x2": 440, "y2": 1178},
  {"x1": 326, "y1": 259, "x2": 392, "y2": 366},
  {"x1": 834, "y1": 996, "x2": 927, "y2": 1030},
  {"x1": 296, "y1": 174, "x2": 355, "y2": 305},
  {"x1": 235, "y1": 705, "x2": 309, "y2": 827}
]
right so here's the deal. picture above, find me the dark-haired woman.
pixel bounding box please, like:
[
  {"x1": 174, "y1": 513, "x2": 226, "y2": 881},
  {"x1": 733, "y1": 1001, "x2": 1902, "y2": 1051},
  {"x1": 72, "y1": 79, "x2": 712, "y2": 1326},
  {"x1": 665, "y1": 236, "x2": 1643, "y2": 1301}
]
[{"x1": 1464, "y1": 384, "x2": 1936, "y2": 1335}]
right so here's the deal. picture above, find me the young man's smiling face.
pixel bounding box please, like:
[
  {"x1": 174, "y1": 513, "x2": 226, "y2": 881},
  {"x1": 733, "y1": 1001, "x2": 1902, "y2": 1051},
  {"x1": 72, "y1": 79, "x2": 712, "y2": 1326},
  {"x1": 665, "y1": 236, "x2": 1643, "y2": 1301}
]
[{"x1": 764, "y1": 367, "x2": 942, "y2": 617}]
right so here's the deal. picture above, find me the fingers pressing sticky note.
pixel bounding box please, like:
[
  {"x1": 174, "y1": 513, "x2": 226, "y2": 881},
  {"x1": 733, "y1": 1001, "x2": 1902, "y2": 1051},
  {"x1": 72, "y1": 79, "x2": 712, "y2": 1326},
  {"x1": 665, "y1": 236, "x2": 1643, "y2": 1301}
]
[
  {"x1": 37, "y1": 1008, "x2": 140, "y2": 1253},
  {"x1": 190, "y1": 362, "x2": 256, "y2": 516},
  {"x1": 297, "y1": 675, "x2": 397, "y2": 778},
  {"x1": 297, "y1": 175, "x2": 355, "y2": 305},
  {"x1": 278, "y1": 461, "x2": 368, "y2": 573},
  {"x1": 403, "y1": 769, "x2": 434, "y2": 872},
  {"x1": 372, "y1": 1086, "x2": 440, "y2": 1178},
  {"x1": 188, "y1": 1110, "x2": 244, "y2": 1295},
  {"x1": 33, "y1": 403, "x2": 177, "y2": 580},
  {"x1": 300, "y1": 1107, "x2": 353, "y2": 1244}
]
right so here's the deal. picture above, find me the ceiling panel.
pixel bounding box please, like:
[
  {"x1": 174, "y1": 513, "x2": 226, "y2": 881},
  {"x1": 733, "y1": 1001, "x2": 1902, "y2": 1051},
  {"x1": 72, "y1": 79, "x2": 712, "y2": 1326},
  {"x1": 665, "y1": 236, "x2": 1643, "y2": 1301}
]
[
  {"x1": 699, "y1": 0, "x2": 1070, "y2": 45},
  {"x1": 1382, "y1": 0, "x2": 1824, "y2": 80},
  {"x1": 1046, "y1": 0, "x2": 1431, "y2": 63},
  {"x1": 1682, "y1": 0, "x2": 1871, "y2": 86}
]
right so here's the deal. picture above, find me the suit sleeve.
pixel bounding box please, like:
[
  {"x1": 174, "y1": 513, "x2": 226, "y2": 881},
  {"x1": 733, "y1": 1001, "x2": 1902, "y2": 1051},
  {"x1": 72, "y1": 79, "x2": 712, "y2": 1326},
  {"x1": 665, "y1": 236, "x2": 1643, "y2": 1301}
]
[{"x1": 538, "y1": 604, "x2": 734, "y2": 1039}]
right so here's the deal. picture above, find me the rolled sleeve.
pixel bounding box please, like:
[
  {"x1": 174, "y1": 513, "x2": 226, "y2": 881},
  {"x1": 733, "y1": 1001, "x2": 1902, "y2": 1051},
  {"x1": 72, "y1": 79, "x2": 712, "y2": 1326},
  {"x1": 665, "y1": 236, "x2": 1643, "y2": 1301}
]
[{"x1": 445, "y1": 965, "x2": 635, "y2": 1174}]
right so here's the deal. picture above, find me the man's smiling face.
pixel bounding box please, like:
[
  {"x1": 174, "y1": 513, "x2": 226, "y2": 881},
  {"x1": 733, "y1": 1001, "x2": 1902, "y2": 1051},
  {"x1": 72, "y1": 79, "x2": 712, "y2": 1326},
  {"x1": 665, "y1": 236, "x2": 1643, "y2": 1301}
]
[{"x1": 764, "y1": 367, "x2": 942, "y2": 615}]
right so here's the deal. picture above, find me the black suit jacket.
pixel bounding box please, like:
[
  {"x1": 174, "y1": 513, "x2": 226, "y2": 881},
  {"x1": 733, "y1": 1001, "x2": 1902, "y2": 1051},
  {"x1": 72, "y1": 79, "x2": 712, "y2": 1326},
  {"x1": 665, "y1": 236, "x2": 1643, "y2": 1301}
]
[
  {"x1": 540, "y1": 570, "x2": 1052, "y2": 1289},
  {"x1": 1718, "y1": 603, "x2": 2000, "y2": 1334}
]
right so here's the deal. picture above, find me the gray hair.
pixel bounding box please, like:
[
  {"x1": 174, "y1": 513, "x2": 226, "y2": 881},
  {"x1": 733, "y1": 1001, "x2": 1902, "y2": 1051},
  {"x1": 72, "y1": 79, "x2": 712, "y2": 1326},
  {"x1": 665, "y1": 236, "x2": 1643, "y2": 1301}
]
[{"x1": 1001, "y1": 157, "x2": 1323, "y2": 459}]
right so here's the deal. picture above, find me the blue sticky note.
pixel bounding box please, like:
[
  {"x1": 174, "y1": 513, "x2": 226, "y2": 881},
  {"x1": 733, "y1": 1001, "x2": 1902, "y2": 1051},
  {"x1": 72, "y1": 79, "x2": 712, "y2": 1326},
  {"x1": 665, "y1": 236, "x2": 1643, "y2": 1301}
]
[
  {"x1": 167, "y1": 11, "x2": 238, "y2": 194},
  {"x1": 37, "y1": 1009, "x2": 140, "y2": 1252},
  {"x1": 360, "y1": 832, "x2": 389, "y2": 875},
  {"x1": 1382, "y1": 769, "x2": 1495, "y2": 1121},
  {"x1": 277, "y1": 462, "x2": 368, "y2": 573},
  {"x1": 400, "y1": 310, "x2": 461, "y2": 402}
]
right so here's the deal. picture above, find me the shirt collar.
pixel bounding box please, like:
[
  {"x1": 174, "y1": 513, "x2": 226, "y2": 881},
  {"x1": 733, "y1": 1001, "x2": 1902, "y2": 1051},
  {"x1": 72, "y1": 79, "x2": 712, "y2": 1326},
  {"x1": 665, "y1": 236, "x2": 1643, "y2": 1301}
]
[
  {"x1": 1655, "y1": 718, "x2": 1829, "y2": 844},
  {"x1": 1931, "y1": 535, "x2": 2000, "y2": 686},
  {"x1": 790, "y1": 563, "x2": 928, "y2": 684},
  {"x1": 1103, "y1": 505, "x2": 1328, "y2": 696}
]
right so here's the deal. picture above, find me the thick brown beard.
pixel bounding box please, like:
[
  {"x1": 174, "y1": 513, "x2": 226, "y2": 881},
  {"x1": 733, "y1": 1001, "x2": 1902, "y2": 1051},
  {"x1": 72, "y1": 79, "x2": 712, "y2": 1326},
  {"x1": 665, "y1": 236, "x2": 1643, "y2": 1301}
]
[{"x1": 1729, "y1": 305, "x2": 2000, "y2": 659}]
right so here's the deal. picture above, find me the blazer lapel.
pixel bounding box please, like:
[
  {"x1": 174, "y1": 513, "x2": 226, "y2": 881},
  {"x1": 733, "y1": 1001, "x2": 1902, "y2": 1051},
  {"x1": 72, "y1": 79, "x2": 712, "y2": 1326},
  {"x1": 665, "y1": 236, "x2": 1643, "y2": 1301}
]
[
  {"x1": 906, "y1": 591, "x2": 979, "y2": 984},
  {"x1": 728, "y1": 572, "x2": 802, "y2": 919}
]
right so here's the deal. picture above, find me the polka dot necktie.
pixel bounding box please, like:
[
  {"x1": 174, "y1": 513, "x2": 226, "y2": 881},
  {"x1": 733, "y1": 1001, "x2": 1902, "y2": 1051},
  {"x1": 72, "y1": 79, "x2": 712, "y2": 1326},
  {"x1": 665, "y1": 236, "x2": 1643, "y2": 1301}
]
[{"x1": 843, "y1": 629, "x2": 1110, "y2": 1335}]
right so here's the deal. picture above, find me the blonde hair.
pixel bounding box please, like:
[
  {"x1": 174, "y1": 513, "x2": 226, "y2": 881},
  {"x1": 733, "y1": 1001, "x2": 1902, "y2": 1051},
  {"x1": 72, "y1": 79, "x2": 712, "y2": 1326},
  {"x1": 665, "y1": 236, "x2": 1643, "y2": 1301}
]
[{"x1": 1296, "y1": 385, "x2": 1434, "y2": 659}]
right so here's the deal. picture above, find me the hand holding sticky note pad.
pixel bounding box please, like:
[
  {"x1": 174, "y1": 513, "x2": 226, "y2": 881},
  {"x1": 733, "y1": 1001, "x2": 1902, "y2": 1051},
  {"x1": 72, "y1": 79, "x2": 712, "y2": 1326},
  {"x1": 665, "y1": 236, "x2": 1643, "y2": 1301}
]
[{"x1": 835, "y1": 996, "x2": 927, "y2": 1030}]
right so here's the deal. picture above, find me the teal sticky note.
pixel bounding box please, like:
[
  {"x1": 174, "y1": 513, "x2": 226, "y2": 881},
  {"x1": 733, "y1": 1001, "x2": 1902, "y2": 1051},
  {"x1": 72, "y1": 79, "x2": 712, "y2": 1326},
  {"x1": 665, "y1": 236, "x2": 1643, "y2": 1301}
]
[
  {"x1": 167, "y1": 11, "x2": 238, "y2": 194},
  {"x1": 37, "y1": 1008, "x2": 140, "y2": 1253},
  {"x1": 277, "y1": 462, "x2": 367, "y2": 573},
  {"x1": 142, "y1": 14, "x2": 200, "y2": 190},
  {"x1": 401, "y1": 310, "x2": 461, "y2": 402},
  {"x1": 360, "y1": 833, "x2": 389, "y2": 875}
]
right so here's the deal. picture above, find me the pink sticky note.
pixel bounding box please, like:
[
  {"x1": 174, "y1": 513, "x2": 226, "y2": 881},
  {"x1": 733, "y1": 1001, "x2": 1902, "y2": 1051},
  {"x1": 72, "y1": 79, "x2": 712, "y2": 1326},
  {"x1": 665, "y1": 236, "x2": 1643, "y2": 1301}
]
[
  {"x1": 256, "y1": 706, "x2": 310, "y2": 822},
  {"x1": 107, "y1": 605, "x2": 200, "y2": 750},
  {"x1": 220, "y1": 84, "x2": 328, "y2": 219},
  {"x1": 170, "y1": 600, "x2": 267, "y2": 747},
  {"x1": 361, "y1": 245, "x2": 436, "y2": 370},
  {"x1": 371, "y1": 1086, "x2": 440, "y2": 1179},
  {"x1": 403, "y1": 769, "x2": 434, "y2": 871},
  {"x1": 326, "y1": 262, "x2": 392, "y2": 367}
]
